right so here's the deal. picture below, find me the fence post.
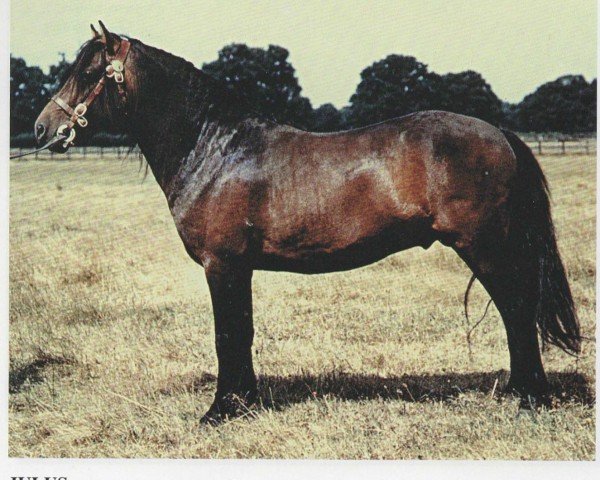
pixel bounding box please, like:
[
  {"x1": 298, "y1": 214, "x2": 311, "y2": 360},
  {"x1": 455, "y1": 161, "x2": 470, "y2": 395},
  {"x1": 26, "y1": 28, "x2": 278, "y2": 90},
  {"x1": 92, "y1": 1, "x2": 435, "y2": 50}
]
[
  {"x1": 100, "y1": 147, "x2": 104, "y2": 158},
  {"x1": 537, "y1": 140, "x2": 542, "y2": 155},
  {"x1": 585, "y1": 140, "x2": 589, "y2": 154},
  {"x1": 560, "y1": 140, "x2": 565, "y2": 154}
]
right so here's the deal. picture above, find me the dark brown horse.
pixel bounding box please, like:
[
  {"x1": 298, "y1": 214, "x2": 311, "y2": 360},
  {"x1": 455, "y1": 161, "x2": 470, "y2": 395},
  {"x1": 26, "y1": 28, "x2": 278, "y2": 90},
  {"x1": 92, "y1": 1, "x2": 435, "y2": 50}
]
[{"x1": 35, "y1": 22, "x2": 580, "y2": 423}]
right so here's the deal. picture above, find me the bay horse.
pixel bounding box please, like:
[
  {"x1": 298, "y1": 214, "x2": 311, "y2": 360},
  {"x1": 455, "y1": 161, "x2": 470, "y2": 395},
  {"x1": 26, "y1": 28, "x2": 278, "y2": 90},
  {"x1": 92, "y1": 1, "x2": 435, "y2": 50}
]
[{"x1": 34, "y1": 22, "x2": 580, "y2": 423}]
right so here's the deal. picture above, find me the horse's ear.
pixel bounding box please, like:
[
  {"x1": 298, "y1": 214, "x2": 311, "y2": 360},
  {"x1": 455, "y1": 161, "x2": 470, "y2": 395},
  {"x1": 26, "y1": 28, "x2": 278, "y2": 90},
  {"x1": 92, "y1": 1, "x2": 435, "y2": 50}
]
[
  {"x1": 98, "y1": 20, "x2": 119, "y2": 55},
  {"x1": 90, "y1": 23, "x2": 100, "y2": 39}
]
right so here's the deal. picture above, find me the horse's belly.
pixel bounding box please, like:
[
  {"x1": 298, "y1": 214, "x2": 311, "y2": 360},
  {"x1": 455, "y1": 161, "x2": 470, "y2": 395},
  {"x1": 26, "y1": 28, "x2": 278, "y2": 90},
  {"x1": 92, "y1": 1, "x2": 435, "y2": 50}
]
[{"x1": 256, "y1": 218, "x2": 433, "y2": 273}]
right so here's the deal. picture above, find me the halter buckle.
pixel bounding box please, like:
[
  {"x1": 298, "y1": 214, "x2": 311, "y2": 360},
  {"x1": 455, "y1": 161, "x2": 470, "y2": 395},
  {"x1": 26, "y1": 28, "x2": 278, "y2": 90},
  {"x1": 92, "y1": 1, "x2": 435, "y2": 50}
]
[
  {"x1": 74, "y1": 103, "x2": 87, "y2": 117},
  {"x1": 106, "y1": 64, "x2": 125, "y2": 83},
  {"x1": 73, "y1": 103, "x2": 88, "y2": 127},
  {"x1": 111, "y1": 59, "x2": 124, "y2": 73}
]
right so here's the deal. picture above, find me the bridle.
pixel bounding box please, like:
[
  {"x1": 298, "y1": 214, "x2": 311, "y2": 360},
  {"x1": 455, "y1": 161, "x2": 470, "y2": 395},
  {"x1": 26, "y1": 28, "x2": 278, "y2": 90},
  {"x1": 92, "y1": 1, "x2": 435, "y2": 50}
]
[
  {"x1": 10, "y1": 36, "x2": 132, "y2": 160},
  {"x1": 11, "y1": 37, "x2": 131, "y2": 160},
  {"x1": 51, "y1": 37, "x2": 131, "y2": 148}
]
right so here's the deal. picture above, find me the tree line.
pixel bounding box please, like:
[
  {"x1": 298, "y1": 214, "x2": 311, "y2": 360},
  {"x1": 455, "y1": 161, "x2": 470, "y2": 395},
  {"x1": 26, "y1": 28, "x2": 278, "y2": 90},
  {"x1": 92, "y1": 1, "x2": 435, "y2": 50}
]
[{"x1": 10, "y1": 43, "x2": 596, "y2": 146}]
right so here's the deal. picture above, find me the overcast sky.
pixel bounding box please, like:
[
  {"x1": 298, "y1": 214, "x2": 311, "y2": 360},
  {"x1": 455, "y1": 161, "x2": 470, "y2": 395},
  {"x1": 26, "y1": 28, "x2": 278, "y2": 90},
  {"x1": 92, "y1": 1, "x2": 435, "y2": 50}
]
[{"x1": 10, "y1": 0, "x2": 597, "y2": 107}]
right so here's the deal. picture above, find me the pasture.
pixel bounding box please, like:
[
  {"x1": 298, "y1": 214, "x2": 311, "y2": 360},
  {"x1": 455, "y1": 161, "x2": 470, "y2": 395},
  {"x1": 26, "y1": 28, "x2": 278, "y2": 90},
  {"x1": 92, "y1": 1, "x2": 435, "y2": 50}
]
[{"x1": 8, "y1": 152, "x2": 595, "y2": 459}]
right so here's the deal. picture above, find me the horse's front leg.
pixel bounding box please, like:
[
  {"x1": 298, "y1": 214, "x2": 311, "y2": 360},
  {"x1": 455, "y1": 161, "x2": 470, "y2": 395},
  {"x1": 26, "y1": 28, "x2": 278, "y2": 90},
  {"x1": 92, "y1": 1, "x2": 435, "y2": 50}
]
[{"x1": 201, "y1": 262, "x2": 257, "y2": 424}]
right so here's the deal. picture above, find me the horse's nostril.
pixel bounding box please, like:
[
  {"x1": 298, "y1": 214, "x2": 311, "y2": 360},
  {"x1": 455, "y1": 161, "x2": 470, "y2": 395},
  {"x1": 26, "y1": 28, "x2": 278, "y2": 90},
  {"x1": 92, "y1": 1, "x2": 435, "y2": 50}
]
[{"x1": 35, "y1": 123, "x2": 46, "y2": 141}]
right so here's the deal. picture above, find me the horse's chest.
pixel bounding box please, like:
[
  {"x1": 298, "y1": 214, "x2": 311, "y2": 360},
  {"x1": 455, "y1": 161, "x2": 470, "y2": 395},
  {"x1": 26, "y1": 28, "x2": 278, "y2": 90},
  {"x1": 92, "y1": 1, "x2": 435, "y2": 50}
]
[
  {"x1": 169, "y1": 182, "x2": 254, "y2": 260},
  {"x1": 166, "y1": 182, "x2": 212, "y2": 254}
]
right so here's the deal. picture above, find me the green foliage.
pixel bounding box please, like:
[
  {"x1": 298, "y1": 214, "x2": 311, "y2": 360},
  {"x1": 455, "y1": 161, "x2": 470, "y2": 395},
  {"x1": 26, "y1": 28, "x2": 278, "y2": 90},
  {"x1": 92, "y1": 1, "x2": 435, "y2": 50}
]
[
  {"x1": 347, "y1": 55, "x2": 442, "y2": 127},
  {"x1": 312, "y1": 103, "x2": 345, "y2": 132},
  {"x1": 202, "y1": 43, "x2": 313, "y2": 129},
  {"x1": 10, "y1": 55, "x2": 51, "y2": 136},
  {"x1": 10, "y1": 132, "x2": 37, "y2": 148},
  {"x1": 347, "y1": 56, "x2": 506, "y2": 128},
  {"x1": 47, "y1": 52, "x2": 71, "y2": 93},
  {"x1": 518, "y1": 75, "x2": 596, "y2": 133},
  {"x1": 10, "y1": 52, "x2": 72, "y2": 141},
  {"x1": 501, "y1": 102, "x2": 521, "y2": 131},
  {"x1": 437, "y1": 70, "x2": 503, "y2": 125}
]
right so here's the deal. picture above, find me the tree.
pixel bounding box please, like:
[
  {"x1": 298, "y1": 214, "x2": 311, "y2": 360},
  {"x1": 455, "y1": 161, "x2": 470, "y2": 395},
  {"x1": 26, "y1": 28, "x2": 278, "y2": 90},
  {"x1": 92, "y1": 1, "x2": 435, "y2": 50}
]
[
  {"x1": 202, "y1": 43, "x2": 313, "y2": 128},
  {"x1": 347, "y1": 55, "x2": 442, "y2": 128},
  {"x1": 500, "y1": 101, "x2": 520, "y2": 130},
  {"x1": 10, "y1": 55, "x2": 51, "y2": 136},
  {"x1": 347, "y1": 55, "x2": 508, "y2": 128},
  {"x1": 312, "y1": 103, "x2": 344, "y2": 132},
  {"x1": 47, "y1": 52, "x2": 71, "y2": 93},
  {"x1": 438, "y1": 70, "x2": 503, "y2": 125},
  {"x1": 518, "y1": 75, "x2": 596, "y2": 133}
]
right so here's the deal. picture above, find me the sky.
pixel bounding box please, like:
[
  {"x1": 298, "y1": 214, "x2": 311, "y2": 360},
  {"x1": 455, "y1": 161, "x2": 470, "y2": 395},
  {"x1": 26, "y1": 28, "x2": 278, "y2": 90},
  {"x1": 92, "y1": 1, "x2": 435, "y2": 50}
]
[{"x1": 10, "y1": 0, "x2": 597, "y2": 108}]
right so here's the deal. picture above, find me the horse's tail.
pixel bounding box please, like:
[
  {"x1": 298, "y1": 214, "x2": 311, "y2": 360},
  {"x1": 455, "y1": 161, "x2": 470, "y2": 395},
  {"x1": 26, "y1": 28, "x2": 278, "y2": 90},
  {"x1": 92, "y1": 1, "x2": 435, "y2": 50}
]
[{"x1": 501, "y1": 129, "x2": 580, "y2": 354}]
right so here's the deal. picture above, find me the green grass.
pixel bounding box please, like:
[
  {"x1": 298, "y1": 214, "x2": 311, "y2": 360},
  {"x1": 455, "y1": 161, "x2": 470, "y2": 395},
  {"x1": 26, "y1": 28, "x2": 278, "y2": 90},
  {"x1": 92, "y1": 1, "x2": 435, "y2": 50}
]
[{"x1": 8, "y1": 153, "x2": 595, "y2": 459}]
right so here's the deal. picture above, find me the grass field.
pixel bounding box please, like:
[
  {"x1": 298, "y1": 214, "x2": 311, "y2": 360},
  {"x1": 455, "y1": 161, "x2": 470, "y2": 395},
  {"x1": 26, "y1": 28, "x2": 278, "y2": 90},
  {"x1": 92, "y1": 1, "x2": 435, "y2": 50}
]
[{"x1": 8, "y1": 153, "x2": 596, "y2": 459}]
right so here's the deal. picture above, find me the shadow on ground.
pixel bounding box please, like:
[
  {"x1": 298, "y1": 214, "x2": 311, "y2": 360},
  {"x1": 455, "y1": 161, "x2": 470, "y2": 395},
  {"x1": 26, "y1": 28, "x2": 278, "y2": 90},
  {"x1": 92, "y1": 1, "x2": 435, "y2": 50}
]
[
  {"x1": 254, "y1": 370, "x2": 595, "y2": 409},
  {"x1": 9, "y1": 355, "x2": 73, "y2": 394},
  {"x1": 189, "y1": 369, "x2": 594, "y2": 410},
  {"x1": 10, "y1": 357, "x2": 594, "y2": 410}
]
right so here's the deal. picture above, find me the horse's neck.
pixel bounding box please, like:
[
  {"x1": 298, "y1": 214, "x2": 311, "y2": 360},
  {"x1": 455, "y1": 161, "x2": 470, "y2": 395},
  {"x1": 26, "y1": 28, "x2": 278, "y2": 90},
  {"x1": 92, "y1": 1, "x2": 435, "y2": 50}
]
[{"x1": 129, "y1": 45, "x2": 230, "y2": 191}]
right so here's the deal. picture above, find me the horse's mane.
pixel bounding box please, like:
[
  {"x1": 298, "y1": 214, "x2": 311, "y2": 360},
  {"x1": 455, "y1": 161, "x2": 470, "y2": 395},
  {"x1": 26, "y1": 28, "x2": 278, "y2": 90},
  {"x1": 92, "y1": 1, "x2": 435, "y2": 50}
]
[
  {"x1": 130, "y1": 38, "x2": 276, "y2": 126},
  {"x1": 58, "y1": 39, "x2": 105, "y2": 88}
]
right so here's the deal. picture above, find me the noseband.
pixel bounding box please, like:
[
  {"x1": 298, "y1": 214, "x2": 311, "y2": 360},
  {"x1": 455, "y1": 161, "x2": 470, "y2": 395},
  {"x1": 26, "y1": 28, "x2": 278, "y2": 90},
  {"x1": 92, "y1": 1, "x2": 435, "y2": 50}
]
[{"x1": 51, "y1": 38, "x2": 131, "y2": 148}]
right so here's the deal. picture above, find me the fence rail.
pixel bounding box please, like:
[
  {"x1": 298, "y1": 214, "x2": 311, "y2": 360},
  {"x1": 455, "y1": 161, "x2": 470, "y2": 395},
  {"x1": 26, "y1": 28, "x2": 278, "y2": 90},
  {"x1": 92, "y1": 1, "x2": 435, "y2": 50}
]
[
  {"x1": 523, "y1": 138, "x2": 596, "y2": 155},
  {"x1": 9, "y1": 146, "x2": 144, "y2": 160},
  {"x1": 9, "y1": 137, "x2": 597, "y2": 160}
]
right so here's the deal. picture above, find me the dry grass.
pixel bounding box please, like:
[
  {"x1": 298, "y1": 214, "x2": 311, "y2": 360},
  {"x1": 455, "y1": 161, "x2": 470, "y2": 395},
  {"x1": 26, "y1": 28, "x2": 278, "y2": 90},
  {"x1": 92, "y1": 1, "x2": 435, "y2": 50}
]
[{"x1": 9, "y1": 153, "x2": 595, "y2": 459}]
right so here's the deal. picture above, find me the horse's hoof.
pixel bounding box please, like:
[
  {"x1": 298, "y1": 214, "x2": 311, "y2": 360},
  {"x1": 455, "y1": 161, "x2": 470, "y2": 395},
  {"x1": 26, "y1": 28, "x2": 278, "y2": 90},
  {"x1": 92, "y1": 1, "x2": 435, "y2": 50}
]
[
  {"x1": 200, "y1": 410, "x2": 224, "y2": 426},
  {"x1": 518, "y1": 393, "x2": 551, "y2": 410},
  {"x1": 200, "y1": 392, "x2": 257, "y2": 426},
  {"x1": 503, "y1": 379, "x2": 551, "y2": 410}
]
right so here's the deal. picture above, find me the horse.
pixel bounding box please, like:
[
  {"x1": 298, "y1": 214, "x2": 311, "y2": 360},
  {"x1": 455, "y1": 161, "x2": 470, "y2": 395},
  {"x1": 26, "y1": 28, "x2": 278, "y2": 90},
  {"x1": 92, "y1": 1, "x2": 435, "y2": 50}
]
[{"x1": 34, "y1": 22, "x2": 580, "y2": 423}]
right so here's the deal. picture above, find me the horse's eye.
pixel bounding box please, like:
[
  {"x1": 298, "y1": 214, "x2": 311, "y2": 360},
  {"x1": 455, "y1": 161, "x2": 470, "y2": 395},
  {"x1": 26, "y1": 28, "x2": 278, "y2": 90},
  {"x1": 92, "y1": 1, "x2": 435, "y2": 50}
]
[{"x1": 82, "y1": 69, "x2": 94, "y2": 80}]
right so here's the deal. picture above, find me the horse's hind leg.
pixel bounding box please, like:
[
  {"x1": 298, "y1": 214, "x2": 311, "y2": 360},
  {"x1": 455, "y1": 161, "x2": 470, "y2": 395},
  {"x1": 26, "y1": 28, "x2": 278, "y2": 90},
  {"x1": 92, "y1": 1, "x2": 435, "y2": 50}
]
[{"x1": 455, "y1": 237, "x2": 550, "y2": 403}]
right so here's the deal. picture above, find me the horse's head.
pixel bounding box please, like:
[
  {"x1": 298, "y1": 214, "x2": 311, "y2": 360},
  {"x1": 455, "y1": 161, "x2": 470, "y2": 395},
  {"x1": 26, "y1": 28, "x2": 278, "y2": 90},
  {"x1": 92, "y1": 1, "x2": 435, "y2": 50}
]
[{"x1": 35, "y1": 21, "x2": 136, "y2": 151}]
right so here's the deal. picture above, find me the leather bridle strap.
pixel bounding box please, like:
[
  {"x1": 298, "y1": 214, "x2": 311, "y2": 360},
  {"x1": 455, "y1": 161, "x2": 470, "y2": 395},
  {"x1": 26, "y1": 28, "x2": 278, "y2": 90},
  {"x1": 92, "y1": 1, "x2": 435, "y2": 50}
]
[
  {"x1": 51, "y1": 38, "x2": 131, "y2": 148},
  {"x1": 52, "y1": 95, "x2": 77, "y2": 119},
  {"x1": 9, "y1": 135, "x2": 70, "y2": 160}
]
